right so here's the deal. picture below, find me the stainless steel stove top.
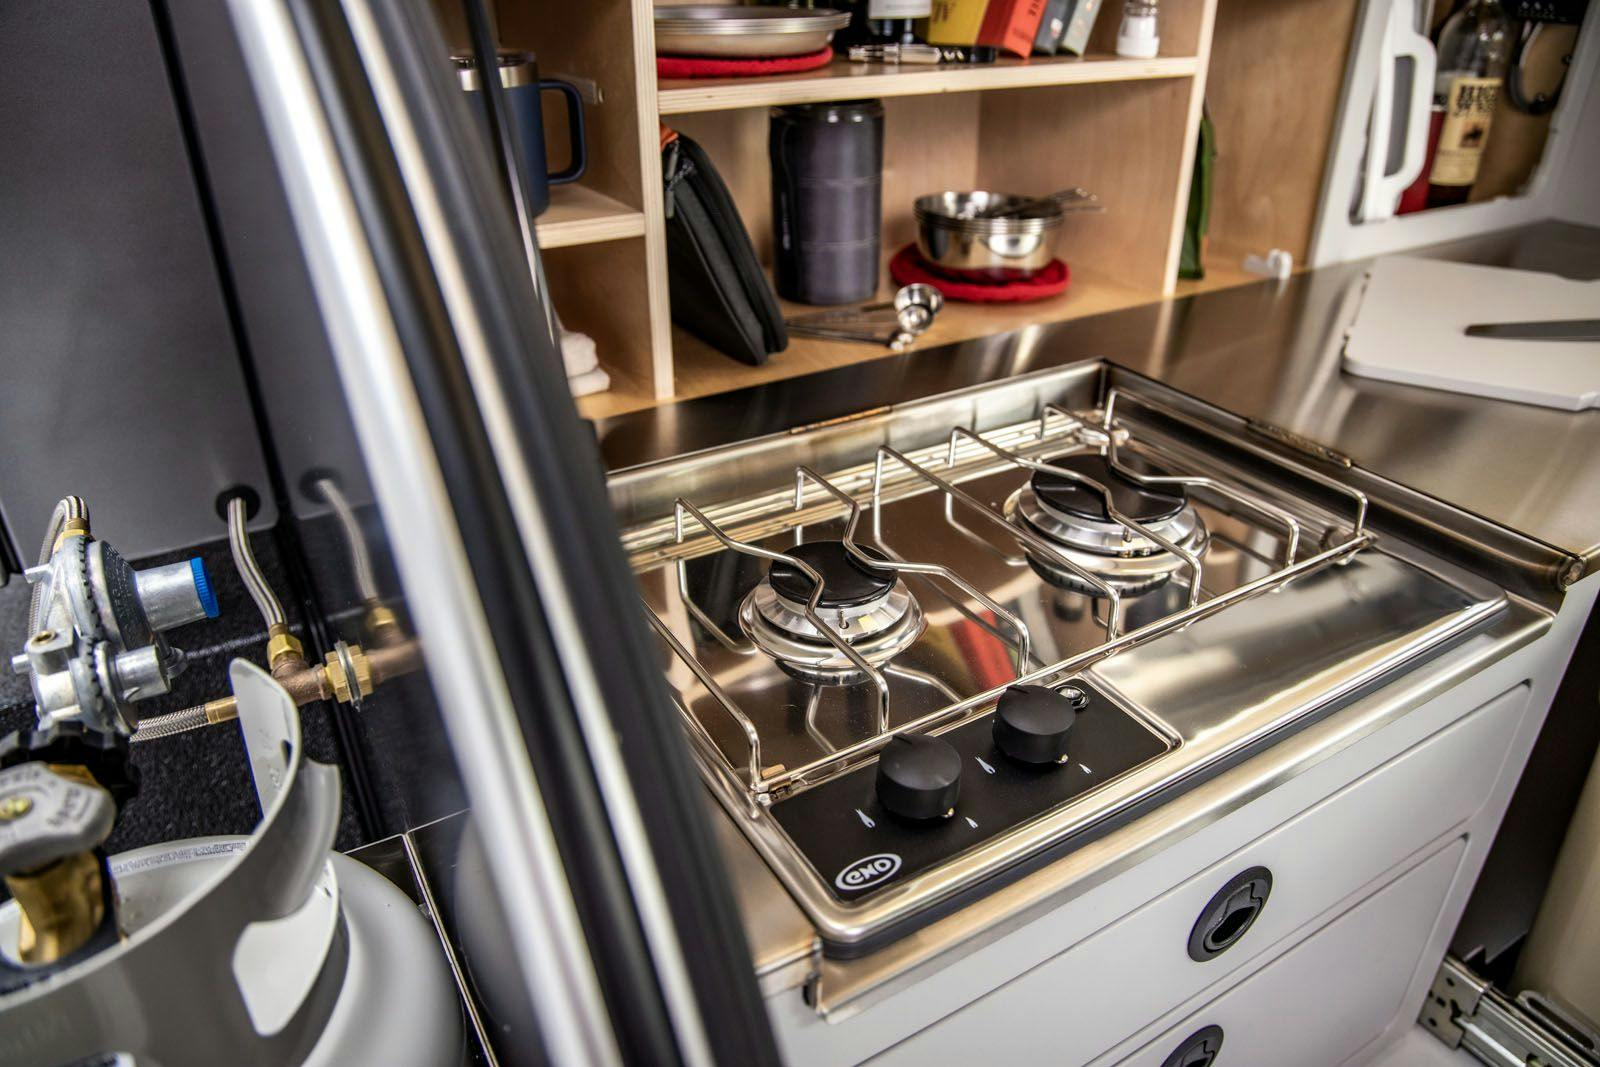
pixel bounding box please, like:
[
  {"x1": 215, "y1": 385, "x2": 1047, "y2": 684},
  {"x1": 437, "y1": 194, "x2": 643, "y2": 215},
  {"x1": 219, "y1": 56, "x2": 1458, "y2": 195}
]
[{"x1": 612, "y1": 369, "x2": 1507, "y2": 955}]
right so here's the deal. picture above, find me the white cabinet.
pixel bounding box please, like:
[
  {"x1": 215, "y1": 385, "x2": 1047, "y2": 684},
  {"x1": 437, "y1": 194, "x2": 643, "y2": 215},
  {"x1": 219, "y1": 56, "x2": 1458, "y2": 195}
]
[{"x1": 1112, "y1": 836, "x2": 1468, "y2": 1067}]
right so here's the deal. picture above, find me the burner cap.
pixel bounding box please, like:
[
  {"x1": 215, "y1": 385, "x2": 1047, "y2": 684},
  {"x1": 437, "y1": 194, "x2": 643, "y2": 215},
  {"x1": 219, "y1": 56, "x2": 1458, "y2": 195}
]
[
  {"x1": 769, "y1": 541, "x2": 896, "y2": 609},
  {"x1": 1030, "y1": 454, "x2": 1186, "y2": 525}
]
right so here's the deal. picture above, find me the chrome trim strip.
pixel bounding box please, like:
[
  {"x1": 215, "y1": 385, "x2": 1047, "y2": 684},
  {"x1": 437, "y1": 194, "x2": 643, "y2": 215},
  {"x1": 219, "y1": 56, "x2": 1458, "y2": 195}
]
[
  {"x1": 338, "y1": 3, "x2": 714, "y2": 1062},
  {"x1": 223, "y1": 5, "x2": 618, "y2": 1063}
]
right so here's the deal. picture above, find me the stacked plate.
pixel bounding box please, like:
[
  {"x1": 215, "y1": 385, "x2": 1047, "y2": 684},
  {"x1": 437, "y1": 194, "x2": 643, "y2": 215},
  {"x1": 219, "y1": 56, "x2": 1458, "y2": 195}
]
[{"x1": 655, "y1": 5, "x2": 851, "y2": 58}]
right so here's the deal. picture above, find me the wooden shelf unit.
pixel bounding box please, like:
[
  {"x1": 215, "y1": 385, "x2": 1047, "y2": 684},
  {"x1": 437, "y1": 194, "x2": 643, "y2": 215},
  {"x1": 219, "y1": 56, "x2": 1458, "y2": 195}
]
[
  {"x1": 658, "y1": 52, "x2": 1200, "y2": 114},
  {"x1": 460, "y1": 0, "x2": 1353, "y2": 418}
]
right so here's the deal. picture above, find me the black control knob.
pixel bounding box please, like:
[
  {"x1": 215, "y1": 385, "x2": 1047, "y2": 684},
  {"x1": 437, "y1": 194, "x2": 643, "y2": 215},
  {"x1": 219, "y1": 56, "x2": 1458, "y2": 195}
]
[
  {"x1": 993, "y1": 684, "x2": 1084, "y2": 765},
  {"x1": 875, "y1": 734, "x2": 961, "y2": 821}
]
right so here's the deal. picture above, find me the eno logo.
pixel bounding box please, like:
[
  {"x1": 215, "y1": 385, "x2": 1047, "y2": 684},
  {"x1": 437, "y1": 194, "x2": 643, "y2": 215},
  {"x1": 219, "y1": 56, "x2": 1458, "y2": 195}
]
[{"x1": 834, "y1": 853, "x2": 902, "y2": 892}]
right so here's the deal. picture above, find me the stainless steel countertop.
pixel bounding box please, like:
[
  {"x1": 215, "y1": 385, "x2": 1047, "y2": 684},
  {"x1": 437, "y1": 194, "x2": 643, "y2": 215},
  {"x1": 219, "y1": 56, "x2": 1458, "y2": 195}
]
[{"x1": 594, "y1": 221, "x2": 1600, "y2": 570}]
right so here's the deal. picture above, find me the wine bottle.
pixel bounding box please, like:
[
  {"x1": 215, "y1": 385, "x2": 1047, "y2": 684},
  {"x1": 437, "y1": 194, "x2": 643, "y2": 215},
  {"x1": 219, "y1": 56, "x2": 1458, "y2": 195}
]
[{"x1": 1425, "y1": 0, "x2": 1512, "y2": 208}]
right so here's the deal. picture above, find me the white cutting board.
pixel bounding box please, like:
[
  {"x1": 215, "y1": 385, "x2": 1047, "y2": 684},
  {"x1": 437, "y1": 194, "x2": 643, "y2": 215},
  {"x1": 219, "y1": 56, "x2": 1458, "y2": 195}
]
[{"x1": 1343, "y1": 256, "x2": 1600, "y2": 410}]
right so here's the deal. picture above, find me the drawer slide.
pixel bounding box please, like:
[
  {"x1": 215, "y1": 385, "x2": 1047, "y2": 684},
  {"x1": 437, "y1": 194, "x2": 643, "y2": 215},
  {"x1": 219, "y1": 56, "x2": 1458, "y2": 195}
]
[{"x1": 1420, "y1": 955, "x2": 1599, "y2": 1067}]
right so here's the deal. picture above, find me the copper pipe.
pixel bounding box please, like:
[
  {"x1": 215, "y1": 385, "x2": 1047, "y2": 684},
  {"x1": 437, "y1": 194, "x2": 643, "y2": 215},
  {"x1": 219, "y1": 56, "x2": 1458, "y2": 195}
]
[{"x1": 131, "y1": 638, "x2": 421, "y2": 743}]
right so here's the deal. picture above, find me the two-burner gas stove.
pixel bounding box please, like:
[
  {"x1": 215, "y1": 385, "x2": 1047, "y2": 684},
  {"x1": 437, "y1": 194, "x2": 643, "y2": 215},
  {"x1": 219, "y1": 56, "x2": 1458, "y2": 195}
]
[{"x1": 610, "y1": 366, "x2": 1505, "y2": 957}]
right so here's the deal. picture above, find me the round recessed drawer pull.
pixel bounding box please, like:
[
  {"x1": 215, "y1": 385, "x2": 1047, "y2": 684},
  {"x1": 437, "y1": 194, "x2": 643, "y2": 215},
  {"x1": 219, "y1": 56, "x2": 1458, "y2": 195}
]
[
  {"x1": 1161, "y1": 1024, "x2": 1224, "y2": 1067},
  {"x1": 1188, "y1": 865, "x2": 1273, "y2": 962}
]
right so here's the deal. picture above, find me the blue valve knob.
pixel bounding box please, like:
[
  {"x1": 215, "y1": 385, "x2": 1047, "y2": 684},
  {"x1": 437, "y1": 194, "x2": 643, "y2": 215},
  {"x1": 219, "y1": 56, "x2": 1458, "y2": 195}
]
[{"x1": 190, "y1": 557, "x2": 219, "y2": 619}]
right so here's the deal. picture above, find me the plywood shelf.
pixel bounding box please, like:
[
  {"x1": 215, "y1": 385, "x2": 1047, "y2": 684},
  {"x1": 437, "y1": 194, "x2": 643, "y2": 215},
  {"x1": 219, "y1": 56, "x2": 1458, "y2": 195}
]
[
  {"x1": 1172, "y1": 258, "x2": 1270, "y2": 298},
  {"x1": 574, "y1": 360, "x2": 660, "y2": 420},
  {"x1": 658, "y1": 53, "x2": 1200, "y2": 115},
  {"x1": 535, "y1": 184, "x2": 646, "y2": 249},
  {"x1": 669, "y1": 267, "x2": 1164, "y2": 404}
]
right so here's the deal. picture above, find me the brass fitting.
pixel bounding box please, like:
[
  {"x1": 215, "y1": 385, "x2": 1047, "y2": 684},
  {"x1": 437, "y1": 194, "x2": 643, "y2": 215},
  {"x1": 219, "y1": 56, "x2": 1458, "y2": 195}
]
[
  {"x1": 323, "y1": 645, "x2": 374, "y2": 705},
  {"x1": 266, "y1": 623, "x2": 306, "y2": 673},
  {"x1": 6, "y1": 852, "x2": 106, "y2": 964},
  {"x1": 366, "y1": 639, "x2": 421, "y2": 688},
  {"x1": 52, "y1": 519, "x2": 91, "y2": 551},
  {"x1": 45, "y1": 764, "x2": 100, "y2": 789},
  {"x1": 364, "y1": 603, "x2": 404, "y2": 648},
  {"x1": 202, "y1": 696, "x2": 239, "y2": 726},
  {"x1": 0, "y1": 794, "x2": 34, "y2": 821}
]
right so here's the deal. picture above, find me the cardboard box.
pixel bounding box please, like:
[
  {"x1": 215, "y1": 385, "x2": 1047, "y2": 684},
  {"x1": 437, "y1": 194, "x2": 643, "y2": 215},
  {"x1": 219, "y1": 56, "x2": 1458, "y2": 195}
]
[
  {"x1": 1059, "y1": 0, "x2": 1104, "y2": 55},
  {"x1": 926, "y1": 0, "x2": 991, "y2": 45},
  {"x1": 1034, "y1": 0, "x2": 1071, "y2": 53},
  {"x1": 978, "y1": 0, "x2": 1050, "y2": 56}
]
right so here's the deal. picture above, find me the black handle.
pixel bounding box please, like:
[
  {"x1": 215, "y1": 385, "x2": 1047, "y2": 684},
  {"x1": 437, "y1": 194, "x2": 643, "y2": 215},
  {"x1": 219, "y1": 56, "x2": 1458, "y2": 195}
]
[
  {"x1": 1188, "y1": 865, "x2": 1272, "y2": 962},
  {"x1": 540, "y1": 79, "x2": 587, "y2": 186},
  {"x1": 1161, "y1": 1024, "x2": 1224, "y2": 1067}
]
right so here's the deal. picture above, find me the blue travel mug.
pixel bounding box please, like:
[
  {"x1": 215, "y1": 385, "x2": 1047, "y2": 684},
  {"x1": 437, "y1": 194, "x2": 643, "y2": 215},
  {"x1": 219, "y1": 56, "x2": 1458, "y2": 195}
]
[{"x1": 454, "y1": 50, "x2": 587, "y2": 218}]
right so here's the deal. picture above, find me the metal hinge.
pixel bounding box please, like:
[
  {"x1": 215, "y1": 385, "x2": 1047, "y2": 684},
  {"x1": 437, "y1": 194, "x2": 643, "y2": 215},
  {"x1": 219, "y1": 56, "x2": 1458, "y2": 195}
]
[
  {"x1": 1245, "y1": 418, "x2": 1353, "y2": 468},
  {"x1": 1420, "y1": 955, "x2": 1600, "y2": 1066}
]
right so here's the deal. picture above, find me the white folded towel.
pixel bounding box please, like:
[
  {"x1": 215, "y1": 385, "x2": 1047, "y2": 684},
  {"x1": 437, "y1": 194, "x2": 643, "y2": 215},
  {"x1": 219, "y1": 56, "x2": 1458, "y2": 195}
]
[
  {"x1": 568, "y1": 366, "x2": 611, "y2": 398},
  {"x1": 559, "y1": 327, "x2": 599, "y2": 378}
]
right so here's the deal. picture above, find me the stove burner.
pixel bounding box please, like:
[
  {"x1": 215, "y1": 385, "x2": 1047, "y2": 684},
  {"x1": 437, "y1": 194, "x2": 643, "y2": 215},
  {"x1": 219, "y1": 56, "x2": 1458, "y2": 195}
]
[
  {"x1": 1030, "y1": 454, "x2": 1187, "y2": 524},
  {"x1": 1006, "y1": 451, "x2": 1209, "y2": 594},
  {"x1": 741, "y1": 540, "x2": 925, "y2": 681},
  {"x1": 769, "y1": 541, "x2": 897, "y2": 608}
]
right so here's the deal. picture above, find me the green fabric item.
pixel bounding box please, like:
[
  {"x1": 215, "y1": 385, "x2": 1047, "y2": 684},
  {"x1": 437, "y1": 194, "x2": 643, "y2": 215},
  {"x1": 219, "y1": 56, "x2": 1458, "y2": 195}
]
[{"x1": 1179, "y1": 108, "x2": 1217, "y2": 280}]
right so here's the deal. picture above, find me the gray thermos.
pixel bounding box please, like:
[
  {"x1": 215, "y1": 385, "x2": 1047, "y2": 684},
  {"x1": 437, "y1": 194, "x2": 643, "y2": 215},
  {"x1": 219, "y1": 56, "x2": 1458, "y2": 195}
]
[{"x1": 770, "y1": 100, "x2": 884, "y2": 306}]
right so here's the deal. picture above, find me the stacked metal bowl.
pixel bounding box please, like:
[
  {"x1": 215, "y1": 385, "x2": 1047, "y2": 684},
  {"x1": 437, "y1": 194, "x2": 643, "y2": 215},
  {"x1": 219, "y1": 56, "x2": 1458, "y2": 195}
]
[{"x1": 914, "y1": 189, "x2": 1098, "y2": 281}]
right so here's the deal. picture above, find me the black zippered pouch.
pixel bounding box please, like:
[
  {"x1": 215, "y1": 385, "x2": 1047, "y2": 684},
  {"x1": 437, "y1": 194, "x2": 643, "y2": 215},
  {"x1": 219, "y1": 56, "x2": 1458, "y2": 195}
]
[{"x1": 663, "y1": 131, "x2": 786, "y2": 366}]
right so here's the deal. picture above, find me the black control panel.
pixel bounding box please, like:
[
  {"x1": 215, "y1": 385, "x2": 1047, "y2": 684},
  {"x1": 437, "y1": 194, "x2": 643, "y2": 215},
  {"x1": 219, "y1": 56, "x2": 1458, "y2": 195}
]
[{"x1": 771, "y1": 680, "x2": 1173, "y2": 913}]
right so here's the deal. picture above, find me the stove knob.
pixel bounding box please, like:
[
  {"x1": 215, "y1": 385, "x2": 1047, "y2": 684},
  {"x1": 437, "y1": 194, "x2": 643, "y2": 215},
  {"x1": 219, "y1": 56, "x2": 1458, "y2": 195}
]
[
  {"x1": 875, "y1": 734, "x2": 961, "y2": 821},
  {"x1": 994, "y1": 684, "x2": 1082, "y2": 765}
]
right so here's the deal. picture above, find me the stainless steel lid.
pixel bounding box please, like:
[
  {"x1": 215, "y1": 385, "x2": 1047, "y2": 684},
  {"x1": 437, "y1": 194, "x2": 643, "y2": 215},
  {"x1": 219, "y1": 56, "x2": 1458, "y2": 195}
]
[{"x1": 451, "y1": 49, "x2": 537, "y2": 91}]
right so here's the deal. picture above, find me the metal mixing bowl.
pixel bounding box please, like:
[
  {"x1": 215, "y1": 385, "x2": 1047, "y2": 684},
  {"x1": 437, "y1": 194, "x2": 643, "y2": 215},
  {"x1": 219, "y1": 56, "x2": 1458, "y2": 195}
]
[{"x1": 913, "y1": 191, "x2": 1066, "y2": 280}]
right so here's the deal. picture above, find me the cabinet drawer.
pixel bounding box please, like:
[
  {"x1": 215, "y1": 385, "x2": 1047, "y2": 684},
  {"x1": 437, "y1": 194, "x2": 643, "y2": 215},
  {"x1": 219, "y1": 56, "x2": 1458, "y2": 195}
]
[
  {"x1": 1117, "y1": 836, "x2": 1466, "y2": 1067},
  {"x1": 871, "y1": 685, "x2": 1527, "y2": 1066}
]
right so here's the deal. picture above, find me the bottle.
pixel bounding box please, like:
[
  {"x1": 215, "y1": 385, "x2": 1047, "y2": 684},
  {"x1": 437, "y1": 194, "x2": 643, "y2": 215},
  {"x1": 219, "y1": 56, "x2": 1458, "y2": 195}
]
[
  {"x1": 1116, "y1": 0, "x2": 1160, "y2": 59},
  {"x1": 1425, "y1": 0, "x2": 1512, "y2": 208},
  {"x1": 836, "y1": 0, "x2": 932, "y2": 49}
]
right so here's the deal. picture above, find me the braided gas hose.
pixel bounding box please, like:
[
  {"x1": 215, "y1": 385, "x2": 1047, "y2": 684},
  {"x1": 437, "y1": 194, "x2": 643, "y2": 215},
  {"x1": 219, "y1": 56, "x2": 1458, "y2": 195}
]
[
  {"x1": 130, "y1": 699, "x2": 238, "y2": 744},
  {"x1": 316, "y1": 478, "x2": 379, "y2": 603},
  {"x1": 228, "y1": 496, "x2": 285, "y2": 630}
]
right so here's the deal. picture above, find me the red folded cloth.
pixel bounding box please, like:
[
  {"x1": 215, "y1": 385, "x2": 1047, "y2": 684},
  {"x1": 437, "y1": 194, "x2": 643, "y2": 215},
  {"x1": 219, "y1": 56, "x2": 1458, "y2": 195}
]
[
  {"x1": 889, "y1": 245, "x2": 1071, "y2": 303},
  {"x1": 657, "y1": 47, "x2": 835, "y2": 79}
]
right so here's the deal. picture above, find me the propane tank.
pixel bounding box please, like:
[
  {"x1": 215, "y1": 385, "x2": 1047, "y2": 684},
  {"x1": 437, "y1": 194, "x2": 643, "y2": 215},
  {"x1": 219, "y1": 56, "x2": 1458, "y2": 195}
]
[
  {"x1": 0, "y1": 499, "x2": 460, "y2": 1066},
  {"x1": 0, "y1": 660, "x2": 463, "y2": 1066}
]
